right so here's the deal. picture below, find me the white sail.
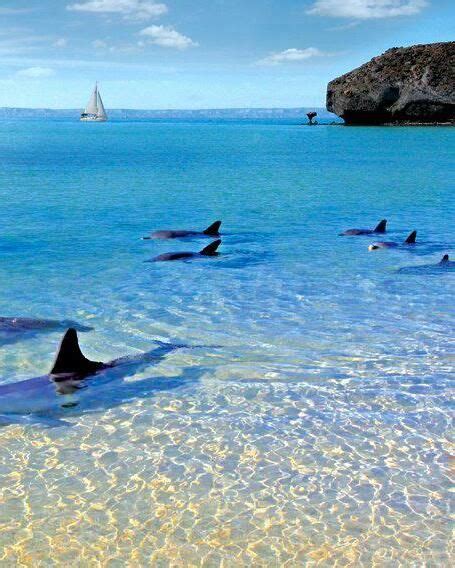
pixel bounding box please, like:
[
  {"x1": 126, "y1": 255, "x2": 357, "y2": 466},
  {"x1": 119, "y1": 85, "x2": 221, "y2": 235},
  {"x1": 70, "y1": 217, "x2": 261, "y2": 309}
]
[
  {"x1": 96, "y1": 90, "x2": 107, "y2": 120},
  {"x1": 81, "y1": 82, "x2": 108, "y2": 121},
  {"x1": 84, "y1": 85, "x2": 98, "y2": 115}
]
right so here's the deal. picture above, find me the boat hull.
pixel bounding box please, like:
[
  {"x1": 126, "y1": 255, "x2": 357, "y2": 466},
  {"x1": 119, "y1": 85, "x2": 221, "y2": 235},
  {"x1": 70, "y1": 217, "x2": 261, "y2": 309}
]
[{"x1": 80, "y1": 116, "x2": 107, "y2": 122}]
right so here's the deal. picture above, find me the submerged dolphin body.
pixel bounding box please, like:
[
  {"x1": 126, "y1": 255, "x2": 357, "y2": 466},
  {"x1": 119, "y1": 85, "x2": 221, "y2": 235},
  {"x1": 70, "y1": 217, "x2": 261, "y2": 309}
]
[
  {"x1": 368, "y1": 230, "x2": 417, "y2": 251},
  {"x1": 340, "y1": 219, "x2": 387, "y2": 236},
  {"x1": 0, "y1": 329, "x2": 188, "y2": 426},
  {"x1": 397, "y1": 254, "x2": 455, "y2": 274},
  {"x1": 144, "y1": 220, "x2": 222, "y2": 240},
  {"x1": 0, "y1": 317, "x2": 93, "y2": 333},
  {"x1": 0, "y1": 317, "x2": 93, "y2": 346},
  {"x1": 151, "y1": 239, "x2": 222, "y2": 262}
]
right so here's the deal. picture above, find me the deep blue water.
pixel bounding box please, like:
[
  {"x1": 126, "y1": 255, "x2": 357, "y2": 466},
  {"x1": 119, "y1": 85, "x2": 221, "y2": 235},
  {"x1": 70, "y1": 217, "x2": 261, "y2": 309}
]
[{"x1": 0, "y1": 119, "x2": 453, "y2": 565}]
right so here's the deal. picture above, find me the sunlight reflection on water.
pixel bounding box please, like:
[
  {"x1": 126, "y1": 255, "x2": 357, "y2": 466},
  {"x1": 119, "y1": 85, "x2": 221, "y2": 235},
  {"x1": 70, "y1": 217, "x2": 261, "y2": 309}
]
[{"x1": 0, "y1": 120, "x2": 453, "y2": 565}]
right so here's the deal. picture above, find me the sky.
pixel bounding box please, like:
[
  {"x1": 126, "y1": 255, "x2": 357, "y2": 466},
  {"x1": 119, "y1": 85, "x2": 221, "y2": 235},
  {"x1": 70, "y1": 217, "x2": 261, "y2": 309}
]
[{"x1": 0, "y1": 0, "x2": 453, "y2": 109}]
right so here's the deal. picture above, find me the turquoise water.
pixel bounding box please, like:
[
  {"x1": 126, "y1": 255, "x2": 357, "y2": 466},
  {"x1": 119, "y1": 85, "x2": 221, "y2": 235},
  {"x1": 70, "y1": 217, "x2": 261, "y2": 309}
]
[{"x1": 0, "y1": 119, "x2": 453, "y2": 565}]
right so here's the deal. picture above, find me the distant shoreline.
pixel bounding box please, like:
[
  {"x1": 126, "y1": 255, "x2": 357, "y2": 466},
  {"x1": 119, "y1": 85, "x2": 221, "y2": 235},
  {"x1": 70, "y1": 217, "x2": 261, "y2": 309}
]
[{"x1": 0, "y1": 106, "x2": 338, "y2": 121}]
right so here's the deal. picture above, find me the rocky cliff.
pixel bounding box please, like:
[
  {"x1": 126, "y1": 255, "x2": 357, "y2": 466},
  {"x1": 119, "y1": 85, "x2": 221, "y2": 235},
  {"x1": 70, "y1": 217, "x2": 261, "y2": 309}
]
[{"x1": 327, "y1": 42, "x2": 455, "y2": 125}]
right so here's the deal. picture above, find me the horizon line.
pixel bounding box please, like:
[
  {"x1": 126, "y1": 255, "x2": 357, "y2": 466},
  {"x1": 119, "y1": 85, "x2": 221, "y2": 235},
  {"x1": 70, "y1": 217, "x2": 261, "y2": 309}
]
[{"x1": 0, "y1": 105, "x2": 330, "y2": 112}]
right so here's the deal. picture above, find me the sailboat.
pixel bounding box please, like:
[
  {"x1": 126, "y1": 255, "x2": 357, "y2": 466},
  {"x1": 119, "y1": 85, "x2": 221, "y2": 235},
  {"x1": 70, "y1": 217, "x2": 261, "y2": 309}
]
[{"x1": 80, "y1": 83, "x2": 108, "y2": 122}]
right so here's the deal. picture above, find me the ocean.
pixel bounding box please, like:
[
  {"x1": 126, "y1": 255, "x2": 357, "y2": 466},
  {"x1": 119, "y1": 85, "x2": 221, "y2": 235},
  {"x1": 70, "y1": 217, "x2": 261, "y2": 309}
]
[{"x1": 0, "y1": 118, "x2": 453, "y2": 565}]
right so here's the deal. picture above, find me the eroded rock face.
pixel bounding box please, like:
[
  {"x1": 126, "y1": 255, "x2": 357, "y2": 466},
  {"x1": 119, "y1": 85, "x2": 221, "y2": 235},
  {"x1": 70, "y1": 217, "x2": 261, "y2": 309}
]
[{"x1": 327, "y1": 42, "x2": 455, "y2": 125}]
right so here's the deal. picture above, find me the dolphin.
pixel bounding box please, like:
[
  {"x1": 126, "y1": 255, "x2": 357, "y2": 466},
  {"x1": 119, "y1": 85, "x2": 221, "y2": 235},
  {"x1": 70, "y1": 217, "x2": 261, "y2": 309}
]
[
  {"x1": 397, "y1": 253, "x2": 455, "y2": 274},
  {"x1": 438, "y1": 254, "x2": 455, "y2": 267},
  {"x1": 0, "y1": 317, "x2": 92, "y2": 333},
  {"x1": 144, "y1": 220, "x2": 222, "y2": 240},
  {"x1": 0, "y1": 328, "x2": 188, "y2": 426},
  {"x1": 151, "y1": 239, "x2": 221, "y2": 262},
  {"x1": 368, "y1": 230, "x2": 417, "y2": 251},
  {"x1": 339, "y1": 219, "x2": 387, "y2": 236},
  {"x1": 0, "y1": 317, "x2": 93, "y2": 346}
]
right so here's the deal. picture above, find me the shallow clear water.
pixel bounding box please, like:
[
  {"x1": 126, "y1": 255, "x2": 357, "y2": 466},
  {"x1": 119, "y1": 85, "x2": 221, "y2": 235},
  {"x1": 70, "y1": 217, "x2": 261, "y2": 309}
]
[{"x1": 0, "y1": 119, "x2": 453, "y2": 565}]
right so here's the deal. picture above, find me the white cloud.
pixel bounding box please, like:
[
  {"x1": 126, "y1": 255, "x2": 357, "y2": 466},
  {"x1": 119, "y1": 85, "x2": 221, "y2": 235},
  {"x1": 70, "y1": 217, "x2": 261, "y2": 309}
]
[
  {"x1": 0, "y1": 32, "x2": 55, "y2": 56},
  {"x1": 307, "y1": 0, "x2": 428, "y2": 19},
  {"x1": 53, "y1": 38, "x2": 68, "y2": 48},
  {"x1": 16, "y1": 66, "x2": 55, "y2": 78},
  {"x1": 92, "y1": 39, "x2": 108, "y2": 48},
  {"x1": 91, "y1": 39, "x2": 144, "y2": 52},
  {"x1": 67, "y1": 0, "x2": 168, "y2": 20},
  {"x1": 258, "y1": 47, "x2": 326, "y2": 65},
  {"x1": 0, "y1": 7, "x2": 32, "y2": 15},
  {"x1": 139, "y1": 25, "x2": 198, "y2": 49}
]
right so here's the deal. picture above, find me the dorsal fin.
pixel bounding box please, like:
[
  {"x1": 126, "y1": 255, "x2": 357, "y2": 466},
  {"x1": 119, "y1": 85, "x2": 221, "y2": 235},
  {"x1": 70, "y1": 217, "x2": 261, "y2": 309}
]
[
  {"x1": 440, "y1": 254, "x2": 449, "y2": 264},
  {"x1": 405, "y1": 230, "x2": 417, "y2": 244},
  {"x1": 50, "y1": 328, "x2": 105, "y2": 376},
  {"x1": 203, "y1": 220, "x2": 222, "y2": 236},
  {"x1": 200, "y1": 239, "x2": 221, "y2": 256},
  {"x1": 374, "y1": 219, "x2": 387, "y2": 233}
]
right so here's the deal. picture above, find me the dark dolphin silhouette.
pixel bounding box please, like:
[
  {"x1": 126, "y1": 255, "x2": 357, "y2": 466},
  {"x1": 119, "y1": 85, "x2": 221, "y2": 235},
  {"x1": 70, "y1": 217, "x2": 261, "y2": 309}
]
[
  {"x1": 439, "y1": 254, "x2": 455, "y2": 267},
  {"x1": 340, "y1": 219, "x2": 387, "y2": 236},
  {"x1": 151, "y1": 239, "x2": 221, "y2": 262},
  {"x1": 368, "y1": 230, "x2": 417, "y2": 251},
  {"x1": 144, "y1": 220, "x2": 222, "y2": 240},
  {"x1": 0, "y1": 328, "x2": 191, "y2": 426},
  {"x1": 397, "y1": 254, "x2": 455, "y2": 274},
  {"x1": 0, "y1": 317, "x2": 93, "y2": 347}
]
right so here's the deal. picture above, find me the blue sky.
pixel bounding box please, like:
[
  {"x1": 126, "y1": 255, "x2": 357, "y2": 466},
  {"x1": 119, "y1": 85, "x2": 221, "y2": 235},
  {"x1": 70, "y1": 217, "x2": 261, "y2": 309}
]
[{"x1": 0, "y1": 0, "x2": 453, "y2": 108}]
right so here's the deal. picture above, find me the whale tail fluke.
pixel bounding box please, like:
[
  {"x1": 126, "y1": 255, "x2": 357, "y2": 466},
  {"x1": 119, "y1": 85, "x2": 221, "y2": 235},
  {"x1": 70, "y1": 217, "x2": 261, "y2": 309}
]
[
  {"x1": 50, "y1": 328, "x2": 105, "y2": 377},
  {"x1": 405, "y1": 230, "x2": 417, "y2": 244},
  {"x1": 200, "y1": 240, "x2": 221, "y2": 256},
  {"x1": 374, "y1": 219, "x2": 387, "y2": 233},
  {"x1": 440, "y1": 254, "x2": 449, "y2": 264},
  {"x1": 203, "y1": 221, "x2": 222, "y2": 236}
]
